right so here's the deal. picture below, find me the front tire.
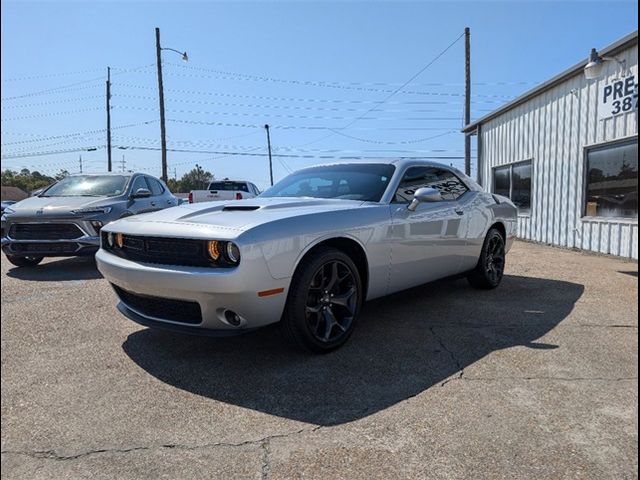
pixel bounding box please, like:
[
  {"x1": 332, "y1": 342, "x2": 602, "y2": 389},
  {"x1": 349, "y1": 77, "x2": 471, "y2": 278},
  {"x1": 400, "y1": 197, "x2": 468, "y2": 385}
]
[
  {"x1": 467, "y1": 228, "x2": 506, "y2": 289},
  {"x1": 6, "y1": 254, "x2": 44, "y2": 268},
  {"x1": 281, "y1": 247, "x2": 362, "y2": 353}
]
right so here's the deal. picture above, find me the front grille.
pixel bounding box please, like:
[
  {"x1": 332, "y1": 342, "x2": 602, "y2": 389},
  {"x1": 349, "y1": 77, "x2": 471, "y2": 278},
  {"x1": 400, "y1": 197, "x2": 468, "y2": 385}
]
[
  {"x1": 11, "y1": 242, "x2": 79, "y2": 254},
  {"x1": 112, "y1": 285, "x2": 202, "y2": 324},
  {"x1": 102, "y1": 232, "x2": 218, "y2": 268},
  {"x1": 9, "y1": 223, "x2": 84, "y2": 240}
]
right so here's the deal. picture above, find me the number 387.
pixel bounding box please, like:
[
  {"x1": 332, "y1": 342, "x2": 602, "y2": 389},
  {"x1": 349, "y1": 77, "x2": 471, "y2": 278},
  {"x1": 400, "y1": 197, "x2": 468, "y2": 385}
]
[{"x1": 612, "y1": 96, "x2": 637, "y2": 114}]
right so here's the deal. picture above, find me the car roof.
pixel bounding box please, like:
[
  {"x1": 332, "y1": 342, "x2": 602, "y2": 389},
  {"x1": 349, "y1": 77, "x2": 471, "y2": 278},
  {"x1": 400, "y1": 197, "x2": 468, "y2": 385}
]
[{"x1": 302, "y1": 158, "x2": 459, "y2": 171}]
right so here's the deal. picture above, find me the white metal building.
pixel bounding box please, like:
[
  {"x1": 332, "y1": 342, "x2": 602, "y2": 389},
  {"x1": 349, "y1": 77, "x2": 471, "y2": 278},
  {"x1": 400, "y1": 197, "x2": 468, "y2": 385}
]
[{"x1": 464, "y1": 31, "x2": 638, "y2": 259}]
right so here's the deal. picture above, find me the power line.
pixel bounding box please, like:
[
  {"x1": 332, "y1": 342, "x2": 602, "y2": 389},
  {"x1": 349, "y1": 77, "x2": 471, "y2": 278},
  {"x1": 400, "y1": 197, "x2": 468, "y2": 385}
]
[
  {"x1": 1, "y1": 121, "x2": 158, "y2": 147},
  {"x1": 1, "y1": 64, "x2": 155, "y2": 101},
  {"x1": 298, "y1": 31, "x2": 465, "y2": 148},
  {"x1": 114, "y1": 144, "x2": 466, "y2": 161},
  {"x1": 1, "y1": 107, "x2": 103, "y2": 121},
  {"x1": 115, "y1": 83, "x2": 507, "y2": 105},
  {"x1": 165, "y1": 62, "x2": 539, "y2": 88},
  {"x1": 1, "y1": 146, "x2": 106, "y2": 160},
  {"x1": 162, "y1": 62, "x2": 514, "y2": 100}
]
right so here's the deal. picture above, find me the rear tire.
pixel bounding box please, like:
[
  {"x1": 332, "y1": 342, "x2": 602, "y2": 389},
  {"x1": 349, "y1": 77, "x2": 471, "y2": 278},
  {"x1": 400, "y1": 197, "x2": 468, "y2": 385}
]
[
  {"x1": 467, "y1": 228, "x2": 505, "y2": 290},
  {"x1": 280, "y1": 247, "x2": 362, "y2": 353},
  {"x1": 6, "y1": 255, "x2": 44, "y2": 268}
]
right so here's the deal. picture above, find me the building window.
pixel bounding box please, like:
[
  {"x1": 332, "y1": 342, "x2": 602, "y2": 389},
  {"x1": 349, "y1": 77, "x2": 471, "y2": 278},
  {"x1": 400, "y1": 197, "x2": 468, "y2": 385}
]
[
  {"x1": 492, "y1": 160, "x2": 532, "y2": 213},
  {"x1": 585, "y1": 139, "x2": 638, "y2": 219}
]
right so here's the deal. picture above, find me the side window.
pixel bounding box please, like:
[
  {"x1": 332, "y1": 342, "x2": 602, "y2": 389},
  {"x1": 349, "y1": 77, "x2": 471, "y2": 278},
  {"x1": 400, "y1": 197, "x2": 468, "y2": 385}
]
[
  {"x1": 393, "y1": 166, "x2": 469, "y2": 203},
  {"x1": 130, "y1": 176, "x2": 148, "y2": 195},
  {"x1": 146, "y1": 177, "x2": 165, "y2": 196},
  {"x1": 492, "y1": 160, "x2": 532, "y2": 213}
]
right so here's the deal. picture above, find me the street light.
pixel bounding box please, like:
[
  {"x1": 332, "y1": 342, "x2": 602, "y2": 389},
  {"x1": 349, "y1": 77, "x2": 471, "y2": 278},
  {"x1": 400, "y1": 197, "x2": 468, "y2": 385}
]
[
  {"x1": 584, "y1": 47, "x2": 626, "y2": 80},
  {"x1": 155, "y1": 27, "x2": 188, "y2": 183}
]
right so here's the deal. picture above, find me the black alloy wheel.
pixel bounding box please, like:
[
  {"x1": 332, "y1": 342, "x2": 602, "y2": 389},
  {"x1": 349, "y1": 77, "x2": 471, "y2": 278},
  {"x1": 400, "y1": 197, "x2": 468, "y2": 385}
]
[
  {"x1": 467, "y1": 228, "x2": 506, "y2": 289},
  {"x1": 305, "y1": 260, "x2": 358, "y2": 344},
  {"x1": 281, "y1": 247, "x2": 362, "y2": 353}
]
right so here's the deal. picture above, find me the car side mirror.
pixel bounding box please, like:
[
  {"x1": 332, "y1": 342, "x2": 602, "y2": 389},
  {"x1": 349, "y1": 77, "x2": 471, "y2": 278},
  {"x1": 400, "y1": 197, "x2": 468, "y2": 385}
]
[
  {"x1": 407, "y1": 187, "x2": 442, "y2": 211},
  {"x1": 131, "y1": 188, "x2": 151, "y2": 199}
]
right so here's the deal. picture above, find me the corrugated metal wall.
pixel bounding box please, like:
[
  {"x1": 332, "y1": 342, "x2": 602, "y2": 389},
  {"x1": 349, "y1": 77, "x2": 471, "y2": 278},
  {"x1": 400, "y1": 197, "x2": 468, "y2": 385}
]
[{"x1": 479, "y1": 44, "x2": 638, "y2": 259}]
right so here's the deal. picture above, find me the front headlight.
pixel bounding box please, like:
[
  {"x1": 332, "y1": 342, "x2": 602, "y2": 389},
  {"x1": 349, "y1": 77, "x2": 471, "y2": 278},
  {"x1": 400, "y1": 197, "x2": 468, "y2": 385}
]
[
  {"x1": 71, "y1": 206, "x2": 113, "y2": 215},
  {"x1": 3, "y1": 207, "x2": 16, "y2": 215},
  {"x1": 207, "y1": 240, "x2": 240, "y2": 266}
]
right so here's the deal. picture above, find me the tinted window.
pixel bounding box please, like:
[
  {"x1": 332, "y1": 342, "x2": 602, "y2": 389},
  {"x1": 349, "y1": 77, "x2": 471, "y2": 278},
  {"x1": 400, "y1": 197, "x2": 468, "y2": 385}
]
[
  {"x1": 41, "y1": 175, "x2": 130, "y2": 197},
  {"x1": 147, "y1": 177, "x2": 164, "y2": 196},
  {"x1": 585, "y1": 140, "x2": 638, "y2": 218},
  {"x1": 209, "y1": 182, "x2": 250, "y2": 192},
  {"x1": 393, "y1": 166, "x2": 469, "y2": 203},
  {"x1": 492, "y1": 161, "x2": 532, "y2": 212},
  {"x1": 493, "y1": 166, "x2": 511, "y2": 198},
  {"x1": 261, "y1": 163, "x2": 395, "y2": 202},
  {"x1": 130, "y1": 176, "x2": 148, "y2": 195}
]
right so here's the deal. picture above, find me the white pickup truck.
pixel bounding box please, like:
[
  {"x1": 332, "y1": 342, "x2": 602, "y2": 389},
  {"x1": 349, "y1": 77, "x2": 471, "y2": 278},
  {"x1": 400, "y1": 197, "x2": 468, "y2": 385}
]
[{"x1": 188, "y1": 180, "x2": 261, "y2": 204}]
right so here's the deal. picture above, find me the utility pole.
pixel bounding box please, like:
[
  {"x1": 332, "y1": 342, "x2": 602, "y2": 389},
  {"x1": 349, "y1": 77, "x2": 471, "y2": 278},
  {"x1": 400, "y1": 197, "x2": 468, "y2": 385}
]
[
  {"x1": 155, "y1": 27, "x2": 168, "y2": 183},
  {"x1": 464, "y1": 27, "x2": 471, "y2": 176},
  {"x1": 79, "y1": 155, "x2": 83, "y2": 174},
  {"x1": 106, "y1": 67, "x2": 112, "y2": 172},
  {"x1": 265, "y1": 124, "x2": 274, "y2": 186},
  {"x1": 121, "y1": 154, "x2": 126, "y2": 173}
]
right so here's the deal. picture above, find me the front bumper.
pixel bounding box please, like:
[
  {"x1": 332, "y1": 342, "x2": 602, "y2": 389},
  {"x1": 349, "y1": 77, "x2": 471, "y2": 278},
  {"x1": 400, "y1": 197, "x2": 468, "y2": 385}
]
[
  {"x1": 96, "y1": 248, "x2": 290, "y2": 333},
  {"x1": 1, "y1": 217, "x2": 102, "y2": 257}
]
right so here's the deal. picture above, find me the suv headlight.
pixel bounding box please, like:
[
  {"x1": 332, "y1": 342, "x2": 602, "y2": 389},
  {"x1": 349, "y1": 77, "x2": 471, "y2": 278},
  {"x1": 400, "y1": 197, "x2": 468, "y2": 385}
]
[
  {"x1": 3, "y1": 207, "x2": 16, "y2": 215},
  {"x1": 71, "y1": 206, "x2": 113, "y2": 215}
]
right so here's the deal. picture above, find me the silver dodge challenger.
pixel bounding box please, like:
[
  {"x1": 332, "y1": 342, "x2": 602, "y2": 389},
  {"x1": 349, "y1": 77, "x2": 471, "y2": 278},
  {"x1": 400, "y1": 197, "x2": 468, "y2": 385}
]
[{"x1": 97, "y1": 160, "x2": 517, "y2": 352}]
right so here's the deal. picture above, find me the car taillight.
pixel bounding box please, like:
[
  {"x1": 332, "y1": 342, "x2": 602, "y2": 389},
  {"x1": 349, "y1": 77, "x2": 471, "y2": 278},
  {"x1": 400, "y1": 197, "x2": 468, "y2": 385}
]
[
  {"x1": 188, "y1": 192, "x2": 193, "y2": 203},
  {"x1": 236, "y1": 192, "x2": 243, "y2": 200}
]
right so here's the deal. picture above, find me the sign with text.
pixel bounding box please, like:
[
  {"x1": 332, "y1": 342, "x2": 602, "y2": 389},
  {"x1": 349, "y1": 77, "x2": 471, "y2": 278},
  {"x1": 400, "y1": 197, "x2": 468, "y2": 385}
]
[{"x1": 598, "y1": 75, "x2": 638, "y2": 121}]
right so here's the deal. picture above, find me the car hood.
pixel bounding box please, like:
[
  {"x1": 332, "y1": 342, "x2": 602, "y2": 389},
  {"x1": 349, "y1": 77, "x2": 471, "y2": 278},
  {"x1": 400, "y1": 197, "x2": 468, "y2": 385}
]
[
  {"x1": 105, "y1": 197, "x2": 368, "y2": 239},
  {"x1": 7, "y1": 195, "x2": 119, "y2": 216}
]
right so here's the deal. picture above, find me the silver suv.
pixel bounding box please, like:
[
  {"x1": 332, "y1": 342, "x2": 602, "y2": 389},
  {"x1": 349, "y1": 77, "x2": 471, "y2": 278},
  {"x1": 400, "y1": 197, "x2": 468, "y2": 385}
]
[{"x1": 1, "y1": 173, "x2": 178, "y2": 267}]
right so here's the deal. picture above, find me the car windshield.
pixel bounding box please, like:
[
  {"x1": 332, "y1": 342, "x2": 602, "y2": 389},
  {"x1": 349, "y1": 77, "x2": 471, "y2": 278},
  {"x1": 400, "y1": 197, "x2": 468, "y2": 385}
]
[
  {"x1": 41, "y1": 175, "x2": 130, "y2": 197},
  {"x1": 260, "y1": 163, "x2": 395, "y2": 202}
]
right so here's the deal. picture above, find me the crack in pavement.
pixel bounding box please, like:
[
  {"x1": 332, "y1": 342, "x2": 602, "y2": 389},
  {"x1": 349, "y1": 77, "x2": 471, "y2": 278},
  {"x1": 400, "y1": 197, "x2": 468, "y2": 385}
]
[
  {"x1": 462, "y1": 376, "x2": 638, "y2": 382},
  {"x1": 260, "y1": 439, "x2": 271, "y2": 480},
  {"x1": 429, "y1": 326, "x2": 464, "y2": 387},
  {"x1": 1, "y1": 425, "x2": 323, "y2": 464}
]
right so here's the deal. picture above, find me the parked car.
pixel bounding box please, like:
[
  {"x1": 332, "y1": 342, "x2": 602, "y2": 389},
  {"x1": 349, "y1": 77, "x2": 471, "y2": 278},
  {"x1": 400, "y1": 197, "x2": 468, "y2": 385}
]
[
  {"x1": 1, "y1": 172, "x2": 178, "y2": 267},
  {"x1": 96, "y1": 160, "x2": 517, "y2": 352},
  {"x1": 189, "y1": 180, "x2": 260, "y2": 203}
]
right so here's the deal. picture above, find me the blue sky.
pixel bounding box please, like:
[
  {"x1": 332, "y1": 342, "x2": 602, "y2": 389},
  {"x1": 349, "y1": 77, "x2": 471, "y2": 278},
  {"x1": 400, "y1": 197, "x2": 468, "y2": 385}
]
[{"x1": 1, "y1": 0, "x2": 638, "y2": 190}]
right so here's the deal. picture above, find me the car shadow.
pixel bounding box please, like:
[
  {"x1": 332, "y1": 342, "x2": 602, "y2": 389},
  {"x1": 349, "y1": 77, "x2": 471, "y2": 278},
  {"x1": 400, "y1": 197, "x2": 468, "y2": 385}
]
[
  {"x1": 122, "y1": 274, "x2": 583, "y2": 426},
  {"x1": 5, "y1": 256, "x2": 103, "y2": 281}
]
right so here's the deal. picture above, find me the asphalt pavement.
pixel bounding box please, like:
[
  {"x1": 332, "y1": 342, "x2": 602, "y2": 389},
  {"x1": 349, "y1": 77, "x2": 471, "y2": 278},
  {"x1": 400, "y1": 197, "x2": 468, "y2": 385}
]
[{"x1": 1, "y1": 241, "x2": 638, "y2": 479}]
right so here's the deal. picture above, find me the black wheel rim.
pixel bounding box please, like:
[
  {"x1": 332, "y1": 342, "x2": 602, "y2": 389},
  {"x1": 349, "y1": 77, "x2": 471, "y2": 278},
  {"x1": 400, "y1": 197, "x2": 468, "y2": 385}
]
[
  {"x1": 485, "y1": 235, "x2": 505, "y2": 284},
  {"x1": 305, "y1": 260, "x2": 358, "y2": 343}
]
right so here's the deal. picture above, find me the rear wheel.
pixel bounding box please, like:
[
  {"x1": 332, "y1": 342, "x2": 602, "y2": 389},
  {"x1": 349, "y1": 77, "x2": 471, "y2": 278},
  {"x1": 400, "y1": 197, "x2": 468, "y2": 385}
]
[
  {"x1": 281, "y1": 247, "x2": 362, "y2": 353},
  {"x1": 467, "y1": 228, "x2": 505, "y2": 289},
  {"x1": 6, "y1": 254, "x2": 44, "y2": 268}
]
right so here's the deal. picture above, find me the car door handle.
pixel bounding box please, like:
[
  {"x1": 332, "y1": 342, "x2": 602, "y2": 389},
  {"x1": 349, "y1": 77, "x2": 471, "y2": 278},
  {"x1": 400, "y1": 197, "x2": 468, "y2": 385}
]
[{"x1": 454, "y1": 208, "x2": 464, "y2": 216}]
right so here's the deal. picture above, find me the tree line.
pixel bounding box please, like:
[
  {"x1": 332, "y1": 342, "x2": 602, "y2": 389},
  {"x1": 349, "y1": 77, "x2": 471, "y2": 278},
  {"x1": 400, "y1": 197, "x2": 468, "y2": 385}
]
[{"x1": 1, "y1": 165, "x2": 214, "y2": 194}]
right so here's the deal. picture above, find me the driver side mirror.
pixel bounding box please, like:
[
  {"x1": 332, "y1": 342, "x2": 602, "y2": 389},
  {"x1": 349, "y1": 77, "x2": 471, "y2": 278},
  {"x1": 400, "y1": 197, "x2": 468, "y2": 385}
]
[
  {"x1": 131, "y1": 188, "x2": 151, "y2": 199},
  {"x1": 407, "y1": 187, "x2": 442, "y2": 211}
]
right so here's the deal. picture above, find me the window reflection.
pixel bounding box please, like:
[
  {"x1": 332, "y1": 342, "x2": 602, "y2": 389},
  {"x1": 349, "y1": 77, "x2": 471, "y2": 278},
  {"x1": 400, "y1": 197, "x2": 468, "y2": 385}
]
[{"x1": 586, "y1": 140, "x2": 638, "y2": 218}]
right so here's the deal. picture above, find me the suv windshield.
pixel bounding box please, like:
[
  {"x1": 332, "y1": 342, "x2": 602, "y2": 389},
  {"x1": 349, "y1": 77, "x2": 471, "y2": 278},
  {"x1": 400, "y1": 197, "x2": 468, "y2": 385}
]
[
  {"x1": 260, "y1": 163, "x2": 395, "y2": 202},
  {"x1": 41, "y1": 175, "x2": 130, "y2": 197},
  {"x1": 208, "y1": 182, "x2": 249, "y2": 192}
]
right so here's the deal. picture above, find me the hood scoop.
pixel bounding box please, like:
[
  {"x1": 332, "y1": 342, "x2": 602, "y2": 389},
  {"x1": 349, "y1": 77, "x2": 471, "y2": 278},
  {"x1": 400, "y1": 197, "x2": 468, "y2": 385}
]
[{"x1": 222, "y1": 205, "x2": 261, "y2": 212}]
